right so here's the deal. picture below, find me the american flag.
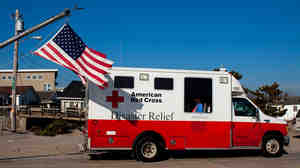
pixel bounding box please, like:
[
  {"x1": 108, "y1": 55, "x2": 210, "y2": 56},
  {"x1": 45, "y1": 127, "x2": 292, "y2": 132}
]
[{"x1": 34, "y1": 24, "x2": 113, "y2": 89}]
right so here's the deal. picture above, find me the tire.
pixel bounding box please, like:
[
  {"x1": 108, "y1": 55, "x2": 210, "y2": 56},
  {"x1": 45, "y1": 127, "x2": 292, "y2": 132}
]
[
  {"x1": 135, "y1": 136, "x2": 163, "y2": 162},
  {"x1": 262, "y1": 134, "x2": 283, "y2": 157}
]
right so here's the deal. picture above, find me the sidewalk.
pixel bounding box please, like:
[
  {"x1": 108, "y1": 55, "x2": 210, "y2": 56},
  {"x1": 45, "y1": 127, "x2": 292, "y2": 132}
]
[
  {"x1": 286, "y1": 128, "x2": 300, "y2": 154},
  {"x1": 0, "y1": 130, "x2": 84, "y2": 159}
]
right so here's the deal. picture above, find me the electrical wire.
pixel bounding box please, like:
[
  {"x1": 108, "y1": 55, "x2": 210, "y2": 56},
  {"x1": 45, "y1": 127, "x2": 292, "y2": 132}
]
[
  {"x1": 14, "y1": 23, "x2": 64, "y2": 87},
  {"x1": 0, "y1": 45, "x2": 13, "y2": 68},
  {"x1": 18, "y1": 23, "x2": 63, "y2": 69}
]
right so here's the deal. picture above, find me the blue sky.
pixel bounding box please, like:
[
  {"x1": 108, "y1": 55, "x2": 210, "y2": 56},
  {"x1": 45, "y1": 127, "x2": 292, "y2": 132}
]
[{"x1": 0, "y1": 0, "x2": 300, "y2": 95}]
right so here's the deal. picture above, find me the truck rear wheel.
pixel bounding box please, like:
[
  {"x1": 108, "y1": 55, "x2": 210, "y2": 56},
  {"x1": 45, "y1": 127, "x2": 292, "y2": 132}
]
[
  {"x1": 135, "y1": 136, "x2": 163, "y2": 162},
  {"x1": 262, "y1": 135, "x2": 283, "y2": 157}
]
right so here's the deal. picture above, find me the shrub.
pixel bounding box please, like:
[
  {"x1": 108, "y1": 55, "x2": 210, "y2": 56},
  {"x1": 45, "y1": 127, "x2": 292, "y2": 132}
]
[{"x1": 35, "y1": 119, "x2": 79, "y2": 136}]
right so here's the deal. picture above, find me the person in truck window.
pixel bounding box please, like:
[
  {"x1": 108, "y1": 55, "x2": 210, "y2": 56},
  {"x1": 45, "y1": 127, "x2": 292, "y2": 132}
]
[
  {"x1": 206, "y1": 104, "x2": 211, "y2": 113},
  {"x1": 192, "y1": 98, "x2": 203, "y2": 112}
]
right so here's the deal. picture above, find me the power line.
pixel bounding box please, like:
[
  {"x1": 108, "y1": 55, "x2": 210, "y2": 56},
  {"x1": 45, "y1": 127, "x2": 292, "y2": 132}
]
[
  {"x1": 17, "y1": 22, "x2": 63, "y2": 69},
  {"x1": 0, "y1": 45, "x2": 13, "y2": 67}
]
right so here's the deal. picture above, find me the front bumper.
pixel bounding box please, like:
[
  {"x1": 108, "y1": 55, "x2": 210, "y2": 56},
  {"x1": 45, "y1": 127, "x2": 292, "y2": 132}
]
[{"x1": 283, "y1": 136, "x2": 290, "y2": 146}]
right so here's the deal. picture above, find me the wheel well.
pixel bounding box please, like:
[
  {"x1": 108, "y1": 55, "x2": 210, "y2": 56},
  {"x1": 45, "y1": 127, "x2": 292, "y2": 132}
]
[
  {"x1": 132, "y1": 131, "x2": 166, "y2": 149},
  {"x1": 263, "y1": 131, "x2": 284, "y2": 141}
]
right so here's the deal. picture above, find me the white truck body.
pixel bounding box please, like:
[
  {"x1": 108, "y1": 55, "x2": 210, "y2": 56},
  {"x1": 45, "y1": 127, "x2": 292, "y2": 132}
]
[{"x1": 85, "y1": 67, "x2": 289, "y2": 161}]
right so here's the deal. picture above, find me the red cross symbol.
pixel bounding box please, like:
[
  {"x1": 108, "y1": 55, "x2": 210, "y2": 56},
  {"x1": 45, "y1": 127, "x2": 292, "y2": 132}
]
[{"x1": 106, "y1": 90, "x2": 124, "y2": 108}]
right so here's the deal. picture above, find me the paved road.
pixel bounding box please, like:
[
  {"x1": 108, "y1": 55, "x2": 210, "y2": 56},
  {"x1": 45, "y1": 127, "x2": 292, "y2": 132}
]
[
  {"x1": 1, "y1": 149, "x2": 299, "y2": 168},
  {"x1": 1, "y1": 129, "x2": 299, "y2": 168}
]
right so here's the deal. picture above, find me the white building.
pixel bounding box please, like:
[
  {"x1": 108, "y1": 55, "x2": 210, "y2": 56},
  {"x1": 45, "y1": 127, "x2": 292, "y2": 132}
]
[{"x1": 56, "y1": 81, "x2": 85, "y2": 113}]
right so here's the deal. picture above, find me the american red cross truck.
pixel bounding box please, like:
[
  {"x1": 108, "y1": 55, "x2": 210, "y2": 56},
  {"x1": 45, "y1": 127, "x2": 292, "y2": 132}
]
[{"x1": 84, "y1": 67, "x2": 289, "y2": 162}]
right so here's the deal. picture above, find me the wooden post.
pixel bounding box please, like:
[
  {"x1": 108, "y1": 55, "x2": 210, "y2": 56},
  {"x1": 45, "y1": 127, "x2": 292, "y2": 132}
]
[{"x1": 83, "y1": 81, "x2": 89, "y2": 151}]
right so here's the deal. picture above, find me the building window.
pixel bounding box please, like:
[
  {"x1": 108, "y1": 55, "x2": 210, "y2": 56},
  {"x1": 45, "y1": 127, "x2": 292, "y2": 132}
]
[
  {"x1": 1, "y1": 76, "x2": 6, "y2": 80},
  {"x1": 38, "y1": 75, "x2": 43, "y2": 79},
  {"x1": 26, "y1": 75, "x2": 31, "y2": 80},
  {"x1": 184, "y1": 78, "x2": 213, "y2": 113},
  {"x1": 44, "y1": 84, "x2": 52, "y2": 91},
  {"x1": 21, "y1": 96, "x2": 25, "y2": 105},
  {"x1": 114, "y1": 76, "x2": 134, "y2": 89},
  {"x1": 7, "y1": 76, "x2": 12, "y2": 80},
  {"x1": 154, "y1": 77, "x2": 173, "y2": 90},
  {"x1": 48, "y1": 84, "x2": 52, "y2": 91},
  {"x1": 32, "y1": 75, "x2": 37, "y2": 80}
]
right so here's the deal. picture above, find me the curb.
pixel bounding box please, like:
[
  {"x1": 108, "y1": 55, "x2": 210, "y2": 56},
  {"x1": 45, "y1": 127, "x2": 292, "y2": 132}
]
[{"x1": 0, "y1": 152, "x2": 83, "y2": 161}]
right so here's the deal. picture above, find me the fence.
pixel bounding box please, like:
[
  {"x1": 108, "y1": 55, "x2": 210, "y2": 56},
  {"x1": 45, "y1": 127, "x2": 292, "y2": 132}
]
[
  {"x1": 0, "y1": 105, "x2": 86, "y2": 134},
  {"x1": 19, "y1": 106, "x2": 85, "y2": 118},
  {"x1": 0, "y1": 105, "x2": 85, "y2": 120}
]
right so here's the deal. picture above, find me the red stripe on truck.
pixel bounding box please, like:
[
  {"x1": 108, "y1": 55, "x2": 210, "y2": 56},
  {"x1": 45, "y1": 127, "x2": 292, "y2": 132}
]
[{"x1": 87, "y1": 119, "x2": 287, "y2": 150}]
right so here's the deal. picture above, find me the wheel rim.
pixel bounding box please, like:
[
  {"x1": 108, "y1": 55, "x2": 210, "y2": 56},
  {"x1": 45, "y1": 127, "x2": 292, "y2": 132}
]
[
  {"x1": 266, "y1": 139, "x2": 280, "y2": 154},
  {"x1": 141, "y1": 141, "x2": 157, "y2": 159}
]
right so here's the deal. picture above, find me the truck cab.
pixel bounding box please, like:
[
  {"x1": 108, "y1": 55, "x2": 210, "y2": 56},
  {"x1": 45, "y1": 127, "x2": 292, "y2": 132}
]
[{"x1": 230, "y1": 77, "x2": 289, "y2": 155}]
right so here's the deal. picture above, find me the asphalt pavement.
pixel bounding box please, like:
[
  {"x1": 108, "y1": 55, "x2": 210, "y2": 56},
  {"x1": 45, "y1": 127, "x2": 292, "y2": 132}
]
[
  {"x1": 0, "y1": 129, "x2": 299, "y2": 168},
  {"x1": 0, "y1": 151, "x2": 300, "y2": 168}
]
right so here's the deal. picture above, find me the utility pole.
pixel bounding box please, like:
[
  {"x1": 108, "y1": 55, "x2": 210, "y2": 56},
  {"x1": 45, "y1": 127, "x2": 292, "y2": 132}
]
[
  {"x1": 5, "y1": 9, "x2": 71, "y2": 132},
  {"x1": 0, "y1": 9, "x2": 70, "y2": 49},
  {"x1": 10, "y1": 9, "x2": 23, "y2": 132}
]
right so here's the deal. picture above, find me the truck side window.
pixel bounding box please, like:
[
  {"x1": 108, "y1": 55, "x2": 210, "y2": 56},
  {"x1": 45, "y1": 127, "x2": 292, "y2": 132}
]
[
  {"x1": 114, "y1": 76, "x2": 134, "y2": 89},
  {"x1": 184, "y1": 78, "x2": 213, "y2": 113},
  {"x1": 232, "y1": 98, "x2": 257, "y2": 117},
  {"x1": 154, "y1": 78, "x2": 173, "y2": 90}
]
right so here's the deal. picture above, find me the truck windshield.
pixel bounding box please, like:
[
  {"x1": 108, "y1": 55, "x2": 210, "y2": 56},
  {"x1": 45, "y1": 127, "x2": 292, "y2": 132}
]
[{"x1": 232, "y1": 98, "x2": 257, "y2": 117}]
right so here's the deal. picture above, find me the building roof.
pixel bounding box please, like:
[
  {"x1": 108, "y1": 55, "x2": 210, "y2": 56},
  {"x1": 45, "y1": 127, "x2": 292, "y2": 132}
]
[
  {"x1": 59, "y1": 81, "x2": 85, "y2": 98},
  {"x1": 0, "y1": 69, "x2": 58, "y2": 80},
  {"x1": 0, "y1": 69, "x2": 58, "y2": 72},
  {"x1": 36, "y1": 91, "x2": 57, "y2": 103},
  {"x1": 0, "y1": 86, "x2": 35, "y2": 95}
]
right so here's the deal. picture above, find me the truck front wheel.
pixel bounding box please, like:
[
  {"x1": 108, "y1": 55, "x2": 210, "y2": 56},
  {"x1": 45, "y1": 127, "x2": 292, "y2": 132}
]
[
  {"x1": 262, "y1": 134, "x2": 283, "y2": 157},
  {"x1": 135, "y1": 136, "x2": 163, "y2": 162}
]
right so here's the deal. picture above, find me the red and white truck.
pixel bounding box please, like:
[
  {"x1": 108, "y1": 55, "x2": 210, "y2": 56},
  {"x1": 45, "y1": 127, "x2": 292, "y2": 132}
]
[{"x1": 84, "y1": 67, "x2": 289, "y2": 162}]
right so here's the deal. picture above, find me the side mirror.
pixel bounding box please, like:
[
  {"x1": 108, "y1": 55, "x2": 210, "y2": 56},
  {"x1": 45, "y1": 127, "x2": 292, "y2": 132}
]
[{"x1": 256, "y1": 109, "x2": 260, "y2": 121}]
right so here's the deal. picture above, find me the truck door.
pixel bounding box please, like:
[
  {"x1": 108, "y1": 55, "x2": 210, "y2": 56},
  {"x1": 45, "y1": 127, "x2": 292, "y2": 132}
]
[{"x1": 232, "y1": 98, "x2": 262, "y2": 147}]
